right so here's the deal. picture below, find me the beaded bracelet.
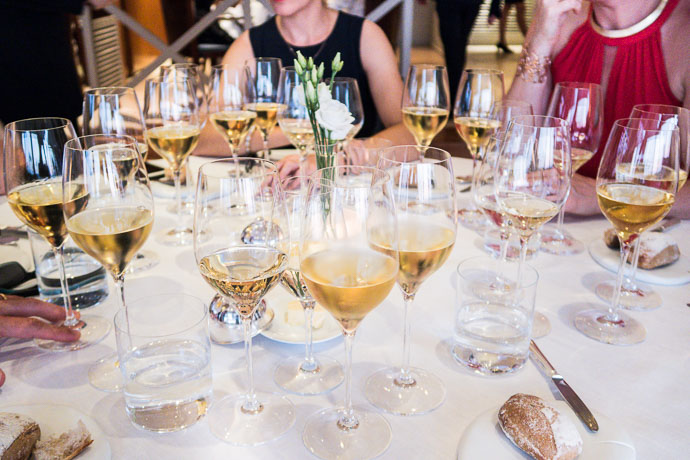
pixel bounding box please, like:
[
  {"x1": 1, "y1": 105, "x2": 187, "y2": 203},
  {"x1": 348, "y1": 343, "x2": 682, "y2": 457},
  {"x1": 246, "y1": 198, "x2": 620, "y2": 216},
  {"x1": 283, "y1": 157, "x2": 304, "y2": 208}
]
[{"x1": 516, "y1": 47, "x2": 552, "y2": 84}]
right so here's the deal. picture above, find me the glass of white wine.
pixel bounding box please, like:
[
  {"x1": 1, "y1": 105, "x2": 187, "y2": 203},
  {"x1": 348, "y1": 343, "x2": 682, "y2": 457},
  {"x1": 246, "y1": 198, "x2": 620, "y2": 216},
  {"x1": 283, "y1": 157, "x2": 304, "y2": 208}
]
[
  {"x1": 301, "y1": 165, "x2": 399, "y2": 460},
  {"x1": 144, "y1": 75, "x2": 201, "y2": 246},
  {"x1": 194, "y1": 157, "x2": 294, "y2": 445},
  {"x1": 576, "y1": 118, "x2": 679, "y2": 345},
  {"x1": 402, "y1": 64, "x2": 450, "y2": 148},
  {"x1": 365, "y1": 146, "x2": 456, "y2": 416},
  {"x1": 4, "y1": 118, "x2": 111, "y2": 351},
  {"x1": 244, "y1": 57, "x2": 283, "y2": 158},
  {"x1": 454, "y1": 69, "x2": 504, "y2": 229},
  {"x1": 277, "y1": 67, "x2": 313, "y2": 176}
]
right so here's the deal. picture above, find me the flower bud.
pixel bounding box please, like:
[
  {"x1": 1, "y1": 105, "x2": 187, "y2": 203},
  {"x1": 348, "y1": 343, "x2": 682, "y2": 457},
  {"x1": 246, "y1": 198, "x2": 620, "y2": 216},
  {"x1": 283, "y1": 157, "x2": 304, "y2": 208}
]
[
  {"x1": 294, "y1": 59, "x2": 303, "y2": 75},
  {"x1": 332, "y1": 52, "x2": 342, "y2": 72},
  {"x1": 296, "y1": 51, "x2": 307, "y2": 69},
  {"x1": 306, "y1": 81, "x2": 316, "y2": 103},
  {"x1": 311, "y1": 66, "x2": 318, "y2": 84},
  {"x1": 307, "y1": 56, "x2": 314, "y2": 70},
  {"x1": 317, "y1": 62, "x2": 325, "y2": 81}
]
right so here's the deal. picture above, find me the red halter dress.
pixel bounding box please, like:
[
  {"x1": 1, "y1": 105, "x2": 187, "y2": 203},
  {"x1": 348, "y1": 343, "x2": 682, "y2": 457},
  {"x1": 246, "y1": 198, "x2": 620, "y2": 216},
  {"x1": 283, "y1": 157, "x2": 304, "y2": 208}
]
[{"x1": 551, "y1": 0, "x2": 682, "y2": 178}]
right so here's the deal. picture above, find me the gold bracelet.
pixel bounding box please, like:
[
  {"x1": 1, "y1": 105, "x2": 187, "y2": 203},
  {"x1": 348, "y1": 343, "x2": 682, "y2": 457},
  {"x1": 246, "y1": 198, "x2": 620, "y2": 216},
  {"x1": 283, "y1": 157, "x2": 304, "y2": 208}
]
[
  {"x1": 516, "y1": 47, "x2": 552, "y2": 84},
  {"x1": 0, "y1": 293, "x2": 7, "y2": 301}
]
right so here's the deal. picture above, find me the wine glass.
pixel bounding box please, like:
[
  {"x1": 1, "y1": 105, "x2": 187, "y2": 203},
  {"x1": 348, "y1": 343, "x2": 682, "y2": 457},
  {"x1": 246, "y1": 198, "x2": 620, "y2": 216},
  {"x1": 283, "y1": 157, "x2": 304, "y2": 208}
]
[
  {"x1": 541, "y1": 82, "x2": 604, "y2": 255},
  {"x1": 496, "y1": 100, "x2": 533, "y2": 130},
  {"x1": 83, "y1": 86, "x2": 159, "y2": 273},
  {"x1": 401, "y1": 64, "x2": 450, "y2": 148},
  {"x1": 4, "y1": 118, "x2": 111, "y2": 351},
  {"x1": 194, "y1": 157, "x2": 294, "y2": 445},
  {"x1": 454, "y1": 69, "x2": 504, "y2": 228},
  {"x1": 244, "y1": 57, "x2": 282, "y2": 158},
  {"x1": 208, "y1": 64, "x2": 257, "y2": 159},
  {"x1": 161, "y1": 63, "x2": 207, "y2": 127},
  {"x1": 575, "y1": 118, "x2": 679, "y2": 345},
  {"x1": 143, "y1": 75, "x2": 200, "y2": 246},
  {"x1": 365, "y1": 146, "x2": 456, "y2": 416},
  {"x1": 301, "y1": 165, "x2": 399, "y2": 460},
  {"x1": 329, "y1": 77, "x2": 364, "y2": 141},
  {"x1": 273, "y1": 175, "x2": 345, "y2": 395},
  {"x1": 277, "y1": 66, "x2": 313, "y2": 176},
  {"x1": 594, "y1": 104, "x2": 689, "y2": 311}
]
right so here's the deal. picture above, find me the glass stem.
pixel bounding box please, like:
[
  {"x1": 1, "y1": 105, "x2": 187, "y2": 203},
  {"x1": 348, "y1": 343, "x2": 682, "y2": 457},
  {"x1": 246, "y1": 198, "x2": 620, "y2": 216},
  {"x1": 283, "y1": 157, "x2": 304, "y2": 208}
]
[
  {"x1": 517, "y1": 235, "x2": 530, "y2": 293},
  {"x1": 396, "y1": 292, "x2": 416, "y2": 386},
  {"x1": 262, "y1": 132, "x2": 270, "y2": 160},
  {"x1": 606, "y1": 238, "x2": 632, "y2": 323},
  {"x1": 241, "y1": 316, "x2": 261, "y2": 413},
  {"x1": 338, "y1": 329, "x2": 358, "y2": 430},
  {"x1": 495, "y1": 229, "x2": 510, "y2": 286},
  {"x1": 173, "y1": 169, "x2": 184, "y2": 234},
  {"x1": 300, "y1": 300, "x2": 317, "y2": 372},
  {"x1": 624, "y1": 238, "x2": 641, "y2": 291},
  {"x1": 299, "y1": 148, "x2": 307, "y2": 178},
  {"x1": 554, "y1": 206, "x2": 566, "y2": 240},
  {"x1": 114, "y1": 274, "x2": 131, "y2": 347},
  {"x1": 53, "y1": 245, "x2": 78, "y2": 328},
  {"x1": 468, "y1": 151, "x2": 478, "y2": 211}
]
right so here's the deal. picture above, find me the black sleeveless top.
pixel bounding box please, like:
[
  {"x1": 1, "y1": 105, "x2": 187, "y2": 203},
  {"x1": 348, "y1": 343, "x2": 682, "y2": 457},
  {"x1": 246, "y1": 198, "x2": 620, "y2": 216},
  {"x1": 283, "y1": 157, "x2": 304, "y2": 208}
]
[{"x1": 249, "y1": 12, "x2": 380, "y2": 138}]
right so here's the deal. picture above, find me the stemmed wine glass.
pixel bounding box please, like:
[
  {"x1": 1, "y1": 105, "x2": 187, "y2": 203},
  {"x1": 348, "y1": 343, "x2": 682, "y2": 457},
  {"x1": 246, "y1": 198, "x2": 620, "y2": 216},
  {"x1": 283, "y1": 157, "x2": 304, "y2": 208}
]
[
  {"x1": 277, "y1": 67, "x2": 314, "y2": 176},
  {"x1": 595, "y1": 104, "x2": 689, "y2": 311},
  {"x1": 4, "y1": 118, "x2": 111, "y2": 351},
  {"x1": 144, "y1": 75, "x2": 201, "y2": 246},
  {"x1": 83, "y1": 86, "x2": 159, "y2": 273},
  {"x1": 301, "y1": 166, "x2": 399, "y2": 460},
  {"x1": 401, "y1": 64, "x2": 450, "y2": 148},
  {"x1": 244, "y1": 57, "x2": 282, "y2": 158},
  {"x1": 194, "y1": 158, "x2": 295, "y2": 445},
  {"x1": 365, "y1": 146, "x2": 456, "y2": 416},
  {"x1": 273, "y1": 175, "x2": 344, "y2": 395},
  {"x1": 454, "y1": 69, "x2": 504, "y2": 228},
  {"x1": 541, "y1": 82, "x2": 604, "y2": 255},
  {"x1": 63, "y1": 134, "x2": 154, "y2": 391},
  {"x1": 576, "y1": 118, "x2": 679, "y2": 345},
  {"x1": 329, "y1": 77, "x2": 364, "y2": 142},
  {"x1": 161, "y1": 63, "x2": 207, "y2": 126}
]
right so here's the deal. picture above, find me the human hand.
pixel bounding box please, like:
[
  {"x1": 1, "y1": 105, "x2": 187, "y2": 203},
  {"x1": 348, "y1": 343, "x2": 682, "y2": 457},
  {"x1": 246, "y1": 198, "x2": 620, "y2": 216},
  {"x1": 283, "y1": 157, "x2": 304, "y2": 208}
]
[
  {"x1": 564, "y1": 173, "x2": 599, "y2": 215},
  {"x1": 525, "y1": 0, "x2": 583, "y2": 56},
  {"x1": 276, "y1": 154, "x2": 316, "y2": 181}
]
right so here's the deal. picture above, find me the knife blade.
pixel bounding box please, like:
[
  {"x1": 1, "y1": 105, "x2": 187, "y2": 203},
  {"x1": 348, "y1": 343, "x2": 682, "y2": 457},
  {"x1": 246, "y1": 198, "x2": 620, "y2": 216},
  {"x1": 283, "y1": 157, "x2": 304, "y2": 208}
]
[
  {"x1": 529, "y1": 340, "x2": 599, "y2": 432},
  {"x1": 650, "y1": 217, "x2": 680, "y2": 233}
]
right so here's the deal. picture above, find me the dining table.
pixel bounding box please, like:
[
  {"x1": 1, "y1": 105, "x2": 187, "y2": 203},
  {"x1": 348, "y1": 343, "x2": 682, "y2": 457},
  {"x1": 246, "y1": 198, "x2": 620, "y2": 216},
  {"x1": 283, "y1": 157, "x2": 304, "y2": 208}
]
[{"x1": 0, "y1": 154, "x2": 688, "y2": 459}]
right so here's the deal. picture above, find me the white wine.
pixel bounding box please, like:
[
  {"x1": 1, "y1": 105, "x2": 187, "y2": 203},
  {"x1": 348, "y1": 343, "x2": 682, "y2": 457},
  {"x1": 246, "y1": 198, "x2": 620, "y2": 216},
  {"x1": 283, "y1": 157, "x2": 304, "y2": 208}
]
[
  {"x1": 301, "y1": 247, "x2": 398, "y2": 332},
  {"x1": 68, "y1": 206, "x2": 154, "y2": 277},
  {"x1": 146, "y1": 125, "x2": 201, "y2": 169},
  {"x1": 280, "y1": 268, "x2": 311, "y2": 300},
  {"x1": 198, "y1": 246, "x2": 286, "y2": 317},
  {"x1": 500, "y1": 193, "x2": 560, "y2": 237},
  {"x1": 402, "y1": 107, "x2": 449, "y2": 147},
  {"x1": 279, "y1": 118, "x2": 314, "y2": 151},
  {"x1": 454, "y1": 117, "x2": 501, "y2": 158},
  {"x1": 244, "y1": 102, "x2": 285, "y2": 136},
  {"x1": 571, "y1": 147, "x2": 594, "y2": 172},
  {"x1": 210, "y1": 110, "x2": 256, "y2": 150},
  {"x1": 615, "y1": 163, "x2": 684, "y2": 193},
  {"x1": 597, "y1": 183, "x2": 674, "y2": 239}
]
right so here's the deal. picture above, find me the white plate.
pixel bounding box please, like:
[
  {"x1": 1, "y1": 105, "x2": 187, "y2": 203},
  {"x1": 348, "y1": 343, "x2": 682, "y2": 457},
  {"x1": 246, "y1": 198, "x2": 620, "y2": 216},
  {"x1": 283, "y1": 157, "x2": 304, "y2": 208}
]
[
  {"x1": 457, "y1": 400, "x2": 635, "y2": 460},
  {"x1": 0, "y1": 403, "x2": 111, "y2": 460},
  {"x1": 588, "y1": 238, "x2": 690, "y2": 286},
  {"x1": 260, "y1": 296, "x2": 341, "y2": 345}
]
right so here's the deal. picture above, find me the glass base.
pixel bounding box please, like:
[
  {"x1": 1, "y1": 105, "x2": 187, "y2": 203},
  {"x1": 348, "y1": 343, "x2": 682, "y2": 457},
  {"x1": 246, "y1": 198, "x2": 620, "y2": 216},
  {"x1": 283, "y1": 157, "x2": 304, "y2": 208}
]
[
  {"x1": 451, "y1": 343, "x2": 527, "y2": 375},
  {"x1": 458, "y1": 208, "x2": 489, "y2": 231},
  {"x1": 540, "y1": 227, "x2": 585, "y2": 255},
  {"x1": 531, "y1": 312, "x2": 551, "y2": 339},
  {"x1": 34, "y1": 315, "x2": 110, "y2": 351},
  {"x1": 88, "y1": 352, "x2": 122, "y2": 392},
  {"x1": 364, "y1": 367, "x2": 446, "y2": 416},
  {"x1": 158, "y1": 227, "x2": 194, "y2": 246},
  {"x1": 125, "y1": 250, "x2": 159, "y2": 274},
  {"x1": 483, "y1": 229, "x2": 539, "y2": 261},
  {"x1": 574, "y1": 309, "x2": 646, "y2": 345},
  {"x1": 166, "y1": 200, "x2": 194, "y2": 216},
  {"x1": 274, "y1": 355, "x2": 344, "y2": 395},
  {"x1": 207, "y1": 392, "x2": 295, "y2": 446},
  {"x1": 303, "y1": 406, "x2": 392, "y2": 460},
  {"x1": 595, "y1": 281, "x2": 662, "y2": 311}
]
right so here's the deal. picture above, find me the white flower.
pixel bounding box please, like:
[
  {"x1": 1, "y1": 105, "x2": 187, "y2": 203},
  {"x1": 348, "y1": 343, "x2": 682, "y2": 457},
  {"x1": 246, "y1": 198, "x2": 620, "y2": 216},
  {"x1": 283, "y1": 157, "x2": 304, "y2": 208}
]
[
  {"x1": 316, "y1": 82, "x2": 332, "y2": 104},
  {"x1": 315, "y1": 98, "x2": 354, "y2": 140}
]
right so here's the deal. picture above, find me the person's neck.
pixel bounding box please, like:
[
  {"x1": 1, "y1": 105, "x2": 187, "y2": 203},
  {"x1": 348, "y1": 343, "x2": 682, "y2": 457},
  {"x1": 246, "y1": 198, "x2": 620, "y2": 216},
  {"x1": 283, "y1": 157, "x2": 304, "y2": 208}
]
[
  {"x1": 277, "y1": 4, "x2": 337, "y2": 47},
  {"x1": 592, "y1": 0, "x2": 663, "y2": 30}
]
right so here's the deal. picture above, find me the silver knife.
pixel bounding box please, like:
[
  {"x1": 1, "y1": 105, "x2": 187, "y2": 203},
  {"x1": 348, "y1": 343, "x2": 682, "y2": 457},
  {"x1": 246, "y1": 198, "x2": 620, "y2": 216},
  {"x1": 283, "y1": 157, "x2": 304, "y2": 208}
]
[
  {"x1": 651, "y1": 217, "x2": 680, "y2": 233},
  {"x1": 529, "y1": 340, "x2": 599, "y2": 432}
]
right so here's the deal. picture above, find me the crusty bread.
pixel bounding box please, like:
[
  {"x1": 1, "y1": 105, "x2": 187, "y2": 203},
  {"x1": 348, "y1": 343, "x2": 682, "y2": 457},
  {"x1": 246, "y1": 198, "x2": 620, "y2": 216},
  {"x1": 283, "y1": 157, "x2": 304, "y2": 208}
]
[
  {"x1": 0, "y1": 413, "x2": 40, "y2": 460},
  {"x1": 603, "y1": 228, "x2": 619, "y2": 250},
  {"x1": 33, "y1": 420, "x2": 92, "y2": 460},
  {"x1": 635, "y1": 232, "x2": 680, "y2": 269},
  {"x1": 498, "y1": 394, "x2": 582, "y2": 460}
]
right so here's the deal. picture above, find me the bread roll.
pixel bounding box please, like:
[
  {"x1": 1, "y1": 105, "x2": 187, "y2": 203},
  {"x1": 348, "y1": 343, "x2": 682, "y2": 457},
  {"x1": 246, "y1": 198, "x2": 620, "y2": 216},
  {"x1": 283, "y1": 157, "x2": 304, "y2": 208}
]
[
  {"x1": 0, "y1": 412, "x2": 40, "y2": 460},
  {"x1": 635, "y1": 232, "x2": 680, "y2": 269},
  {"x1": 33, "y1": 420, "x2": 92, "y2": 460}
]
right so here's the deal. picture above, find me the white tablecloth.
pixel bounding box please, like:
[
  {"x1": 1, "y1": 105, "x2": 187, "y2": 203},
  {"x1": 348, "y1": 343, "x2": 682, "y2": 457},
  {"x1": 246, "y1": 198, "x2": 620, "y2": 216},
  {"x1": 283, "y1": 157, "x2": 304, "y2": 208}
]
[{"x1": 1, "y1": 156, "x2": 688, "y2": 459}]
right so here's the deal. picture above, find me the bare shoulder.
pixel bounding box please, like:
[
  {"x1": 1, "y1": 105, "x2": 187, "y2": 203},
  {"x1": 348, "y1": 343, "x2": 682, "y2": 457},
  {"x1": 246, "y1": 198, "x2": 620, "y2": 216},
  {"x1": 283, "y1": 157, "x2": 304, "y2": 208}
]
[
  {"x1": 359, "y1": 19, "x2": 397, "y2": 69},
  {"x1": 221, "y1": 30, "x2": 254, "y2": 68},
  {"x1": 661, "y1": 0, "x2": 690, "y2": 103},
  {"x1": 361, "y1": 19, "x2": 389, "y2": 46}
]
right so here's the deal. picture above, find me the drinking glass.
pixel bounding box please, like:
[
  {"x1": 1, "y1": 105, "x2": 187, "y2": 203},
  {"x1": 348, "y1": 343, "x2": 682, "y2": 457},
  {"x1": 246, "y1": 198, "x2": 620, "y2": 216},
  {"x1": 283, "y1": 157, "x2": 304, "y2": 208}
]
[
  {"x1": 364, "y1": 146, "x2": 456, "y2": 416},
  {"x1": 161, "y1": 63, "x2": 207, "y2": 127},
  {"x1": 595, "y1": 104, "x2": 689, "y2": 310},
  {"x1": 208, "y1": 64, "x2": 257, "y2": 159},
  {"x1": 273, "y1": 175, "x2": 344, "y2": 395},
  {"x1": 301, "y1": 166, "x2": 399, "y2": 460},
  {"x1": 541, "y1": 82, "x2": 604, "y2": 255},
  {"x1": 343, "y1": 137, "x2": 393, "y2": 166},
  {"x1": 144, "y1": 75, "x2": 201, "y2": 246},
  {"x1": 4, "y1": 118, "x2": 110, "y2": 351},
  {"x1": 575, "y1": 118, "x2": 679, "y2": 345},
  {"x1": 329, "y1": 77, "x2": 364, "y2": 142},
  {"x1": 244, "y1": 57, "x2": 282, "y2": 158},
  {"x1": 63, "y1": 134, "x2": 154, "y2": 387},
  {"x1": 496, "y1": 100, "x2": 533, "y2": 129},
  {"x1": 83, "y1": 86, "x2": 159, "y2": 273},
  {"x1": 277, "y1": 66, "x2": 313, "y2": 176},
  {"x1": 454, "y1": 69, "x2": 504, "y2": 228},
  {"x1": 401, "y1": 64, "x2": 450, "y2": 148},
  {"x1": 194, "y1": 158, "x2": 294, "y2": 445}
]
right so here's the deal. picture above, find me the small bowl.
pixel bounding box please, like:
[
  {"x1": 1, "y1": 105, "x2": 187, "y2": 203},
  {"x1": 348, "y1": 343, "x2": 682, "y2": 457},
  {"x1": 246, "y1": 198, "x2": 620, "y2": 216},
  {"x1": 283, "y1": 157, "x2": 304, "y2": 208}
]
[{"x1": 208, "y1": 294, "x2": 274, "y2": 344}]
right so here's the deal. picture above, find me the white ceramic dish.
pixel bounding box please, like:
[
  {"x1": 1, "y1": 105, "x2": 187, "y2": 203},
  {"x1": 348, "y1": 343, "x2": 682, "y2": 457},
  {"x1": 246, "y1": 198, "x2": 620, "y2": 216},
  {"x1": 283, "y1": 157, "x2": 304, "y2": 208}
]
[{"x1": 260, "y1": 296, "x2": 341, "y2": 345}]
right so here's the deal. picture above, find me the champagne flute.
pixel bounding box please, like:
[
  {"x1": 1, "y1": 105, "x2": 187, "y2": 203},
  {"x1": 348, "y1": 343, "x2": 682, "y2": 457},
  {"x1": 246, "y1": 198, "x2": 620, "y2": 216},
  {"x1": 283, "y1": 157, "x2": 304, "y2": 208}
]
[
  {"x1": 329, "y1": 77, "x2": 364, "y2": 142},
  {"x1": 4, "y1": 118, "x2": 111, "y2": 351},
  {"x1": 302, "y1": 166, "x2": 399, "y2": 460},
  {"x1": 575, "y1": 118, "x2": 678, "y2": 345},
  {"x1": 144, "y1": 75, "x2": 201, "y2": 246},
  {"x1": 454, "y1": 69, "x2": 504, "y2": 228},
  {"x1": 244, "y1": 57, "x2": 283, "y2": 158},
  {"x1": 365, "y1": 146, "x2": 456, "y2": 416},
  {"x1": 273, "y1": 175, "x2": 345, "y2": 395},
  {"x1": 402, "y1": 64, "x2": 450, "y2": 148},
  {"x1": 195, "y1": 158, "x2": 294, "y2": 445},
  {"x1": 541, "y1": 82, "x2": 604, "y2": 255},
  {"x1": 277, "y1": 66, "x2": 313, "y2": 176},
  {"x1": 83, "y1": 86, "x2": 159, "y2": 273},
  {"x1": 595, "y1": 104, "x2": 689, "y2": 310}
]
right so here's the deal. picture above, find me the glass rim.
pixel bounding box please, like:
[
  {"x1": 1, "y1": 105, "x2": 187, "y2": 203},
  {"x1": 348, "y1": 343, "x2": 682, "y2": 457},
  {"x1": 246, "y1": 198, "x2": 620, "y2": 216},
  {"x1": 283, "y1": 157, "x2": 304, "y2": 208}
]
[
  {"x1": 463, "y1": 68, "x2": 504, "y2": 75},
  {"x1": 554, "y1": 81, "x2": 603, "y2": 90},
  {"x1": 161, "y1": 62, "x2": 202, "y2": 70},
  {"x1": 378, "y1": 145, "x2": 452, "y2": 164},
  {"x1": 509, "y1": 114, "x2": 569, "y2": 129},
  {"x1": 612, "y1": 117, "x2": 681, "y2": 133},
  {"x1": 245, "y1": 56, "x2": 282, "y2": 64},
  {"x1": 409, "y1": 63, "x2": 447, "y2": 72},
  {"x1": 309, "y1": 165, "x2": 392, "y2": 188},
  {"x1": 198, "y1": 157, "x2": 278, "y2": 179},
  {"x1": 456, "y1": 255, "x2": 539, "y2": 289},
  {"x1": 114, "y1": 293, "x2": 207, "y2": 339},
  {"x1": 5, "y1": 117, "x2": 73, "y2": 133},
  {"x1": 65, "y1": 133, "x2": 138, "y2": 150},
  {"x1": 85, "y1": 86, "x2": 135, "y2": 96},
  {"x1": 631, "y1": 103, "x2": 688, "y2": 116}
]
